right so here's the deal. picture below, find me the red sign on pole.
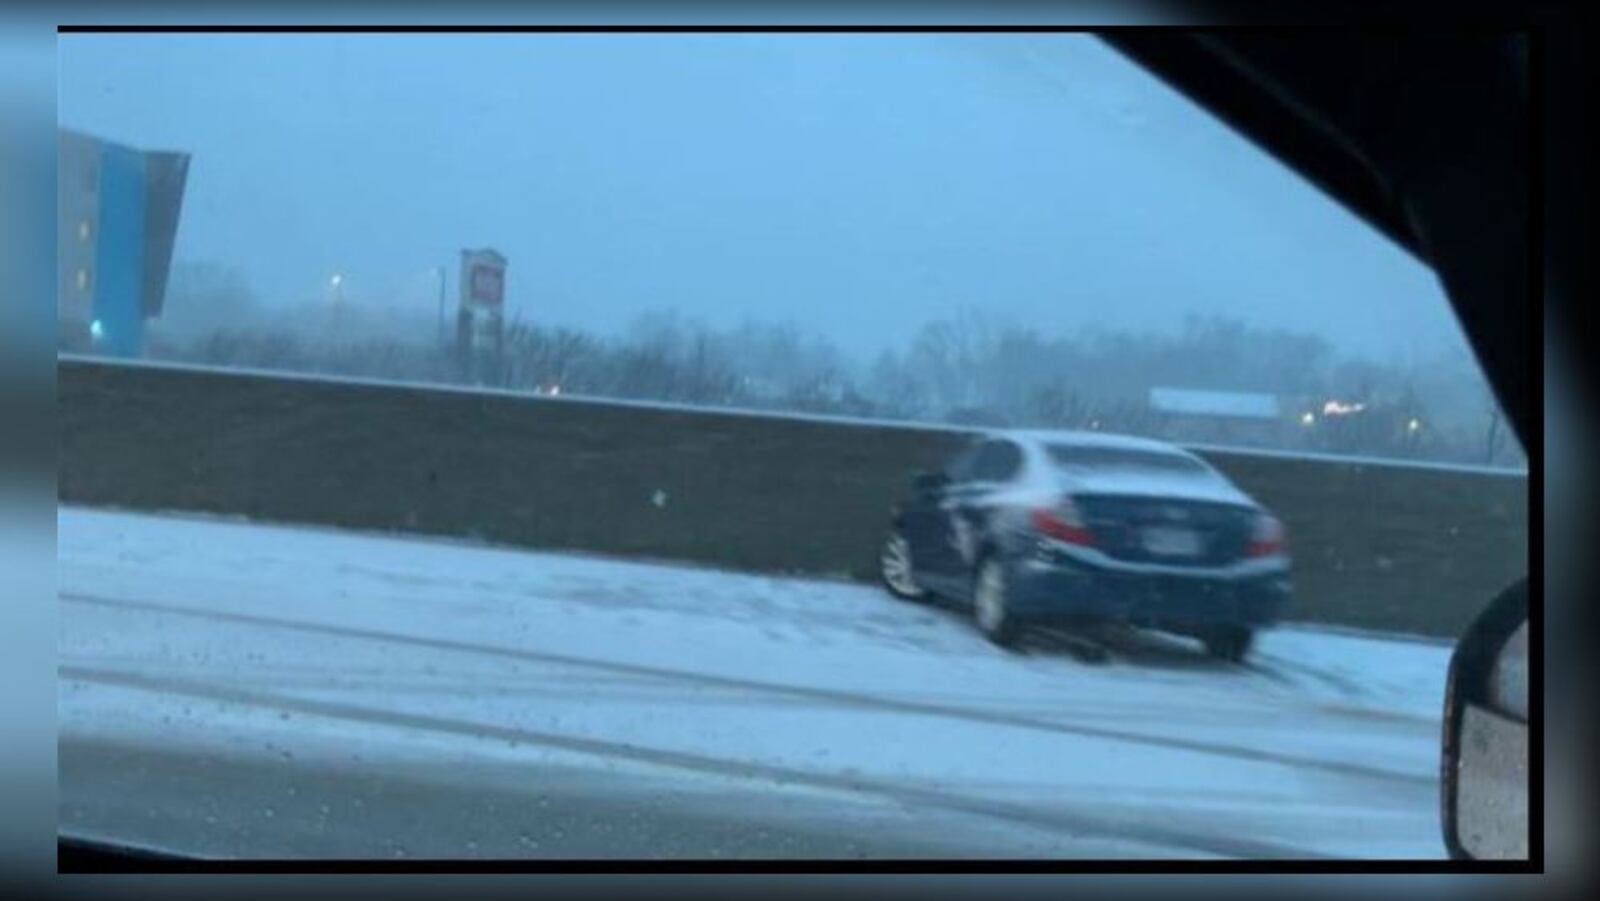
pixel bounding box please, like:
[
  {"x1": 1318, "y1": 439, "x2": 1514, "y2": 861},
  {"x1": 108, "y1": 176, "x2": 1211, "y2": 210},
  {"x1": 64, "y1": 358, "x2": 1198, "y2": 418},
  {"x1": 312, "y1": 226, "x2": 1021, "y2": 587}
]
[
  {"x1": 470, "y1": 263, "x2": 503, "y2": 306},
  {"x1": 460, "y1": 248, "x2": 506, "y2": 310}
]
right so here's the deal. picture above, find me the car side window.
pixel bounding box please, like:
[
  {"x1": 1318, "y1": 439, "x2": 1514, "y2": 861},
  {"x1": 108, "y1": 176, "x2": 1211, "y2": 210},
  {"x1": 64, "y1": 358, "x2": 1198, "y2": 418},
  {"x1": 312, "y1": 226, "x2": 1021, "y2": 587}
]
[
  {"x1": 944, "y1": 442, "x2": 982, "y2": 483},
  {"x1": 970, "y1": 440, "x2": 1023, "y2": 483}
]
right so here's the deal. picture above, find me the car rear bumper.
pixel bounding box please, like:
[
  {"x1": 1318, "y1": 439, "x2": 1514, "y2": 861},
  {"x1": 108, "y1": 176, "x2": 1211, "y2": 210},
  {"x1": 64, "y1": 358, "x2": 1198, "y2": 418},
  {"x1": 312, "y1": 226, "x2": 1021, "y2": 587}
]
[{"x1": 1004, "y1": 545, "x2": 1291, "y2": 628}]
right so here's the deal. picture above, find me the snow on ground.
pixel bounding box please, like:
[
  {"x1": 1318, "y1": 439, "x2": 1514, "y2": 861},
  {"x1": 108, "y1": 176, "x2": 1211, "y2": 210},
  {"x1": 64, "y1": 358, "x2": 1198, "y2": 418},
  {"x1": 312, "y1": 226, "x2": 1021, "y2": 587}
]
[{"x1": 58, "y1": 506, "x2": 1452, "y2": 859}]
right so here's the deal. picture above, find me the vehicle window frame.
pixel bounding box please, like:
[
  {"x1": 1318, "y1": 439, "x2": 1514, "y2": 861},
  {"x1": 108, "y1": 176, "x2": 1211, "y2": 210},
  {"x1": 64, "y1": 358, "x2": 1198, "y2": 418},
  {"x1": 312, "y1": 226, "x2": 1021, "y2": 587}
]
[{"x1": 54, "y1": 30, "x2": 1545, "y2": 867}]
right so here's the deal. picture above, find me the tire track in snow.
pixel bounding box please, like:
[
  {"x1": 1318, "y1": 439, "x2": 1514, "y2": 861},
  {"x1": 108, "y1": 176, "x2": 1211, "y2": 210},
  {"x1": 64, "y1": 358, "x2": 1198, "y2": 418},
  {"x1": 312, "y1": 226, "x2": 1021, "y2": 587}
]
[
  {"x1": 61, "y1": 591, "x2": 1431, "y2": 786},
  {"x1": 60, "y1": 662, "x2": 1333, "y2": 861}
]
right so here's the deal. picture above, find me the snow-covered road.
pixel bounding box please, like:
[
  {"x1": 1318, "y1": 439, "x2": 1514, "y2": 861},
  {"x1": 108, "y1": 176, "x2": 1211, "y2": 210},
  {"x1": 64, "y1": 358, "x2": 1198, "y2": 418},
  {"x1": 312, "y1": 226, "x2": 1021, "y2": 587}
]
[{"x1": 57, "y1": 507, "x2": 1451, "y2": 860}]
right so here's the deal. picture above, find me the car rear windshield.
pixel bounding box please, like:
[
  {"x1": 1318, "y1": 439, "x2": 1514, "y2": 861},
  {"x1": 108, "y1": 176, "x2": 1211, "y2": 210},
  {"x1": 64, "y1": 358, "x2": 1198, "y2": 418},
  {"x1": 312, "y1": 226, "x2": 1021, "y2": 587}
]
[{"x1": 1045, "y1": 444, "x2": 1210, "y2": 475}]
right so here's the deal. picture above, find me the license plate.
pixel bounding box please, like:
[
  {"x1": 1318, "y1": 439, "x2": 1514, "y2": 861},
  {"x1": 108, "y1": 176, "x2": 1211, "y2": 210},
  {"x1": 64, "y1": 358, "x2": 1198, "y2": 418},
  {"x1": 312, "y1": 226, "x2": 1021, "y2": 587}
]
[{"x1": 1142, "y1": 526, "x2": 1201, "y2": 557}]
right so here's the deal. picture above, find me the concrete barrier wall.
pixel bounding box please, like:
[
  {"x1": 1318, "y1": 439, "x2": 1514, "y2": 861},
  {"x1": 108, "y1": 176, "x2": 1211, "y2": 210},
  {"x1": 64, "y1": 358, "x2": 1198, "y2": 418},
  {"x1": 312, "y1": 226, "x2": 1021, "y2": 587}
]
[{"x1": 58, "y1": 358, "x2": 1529, "y2": 639}]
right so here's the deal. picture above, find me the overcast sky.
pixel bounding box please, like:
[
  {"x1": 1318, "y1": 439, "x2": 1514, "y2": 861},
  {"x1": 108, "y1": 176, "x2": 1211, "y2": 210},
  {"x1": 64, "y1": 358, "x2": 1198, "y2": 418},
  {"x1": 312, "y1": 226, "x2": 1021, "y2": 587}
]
[{"x1": 58, "y1": 33, "x2": 1471, "y2": 363}]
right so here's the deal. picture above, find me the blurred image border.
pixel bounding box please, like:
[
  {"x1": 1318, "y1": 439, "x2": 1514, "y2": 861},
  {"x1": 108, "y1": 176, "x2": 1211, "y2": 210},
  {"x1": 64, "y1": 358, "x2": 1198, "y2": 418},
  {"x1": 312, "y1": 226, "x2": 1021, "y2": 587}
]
[{"x1": 7, "y1": 0, "x2": 1581, "y2": 894}]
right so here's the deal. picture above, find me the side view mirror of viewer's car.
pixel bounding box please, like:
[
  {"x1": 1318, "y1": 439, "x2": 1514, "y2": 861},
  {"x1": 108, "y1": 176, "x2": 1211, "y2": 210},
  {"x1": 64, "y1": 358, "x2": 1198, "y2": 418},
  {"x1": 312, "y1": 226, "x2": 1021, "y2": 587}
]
[
  {"x1": 1442, "y1": 578, "x2": 1529, "y2": 860},
  {"x1": 911, "y1": 470, "x2": 950, "y2": 493}
]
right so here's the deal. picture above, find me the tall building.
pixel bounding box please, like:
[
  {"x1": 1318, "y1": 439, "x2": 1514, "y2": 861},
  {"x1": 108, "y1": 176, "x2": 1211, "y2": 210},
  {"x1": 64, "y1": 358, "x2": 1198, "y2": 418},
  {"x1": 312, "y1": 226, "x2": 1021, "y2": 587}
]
[{"x1": 57, "y1": 128, "x2": 190, "y2": 357}]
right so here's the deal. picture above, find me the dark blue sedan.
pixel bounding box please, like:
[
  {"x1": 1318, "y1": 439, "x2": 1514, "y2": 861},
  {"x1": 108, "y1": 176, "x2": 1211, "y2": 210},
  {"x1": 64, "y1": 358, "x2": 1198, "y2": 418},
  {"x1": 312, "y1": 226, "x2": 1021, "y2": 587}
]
[{"x1": 879, "y1": 430, "x2": 1292, "y2": 661}]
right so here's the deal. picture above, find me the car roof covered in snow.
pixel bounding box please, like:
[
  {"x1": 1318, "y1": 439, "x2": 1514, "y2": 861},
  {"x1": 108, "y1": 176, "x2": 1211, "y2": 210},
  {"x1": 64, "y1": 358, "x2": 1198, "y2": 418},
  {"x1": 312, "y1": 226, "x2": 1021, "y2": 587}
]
[
  {"x1": 982, "y1": 429, "x2": 1258, "y2": 507},
  {"x1": 984, "y1": 428, "x2": 1202, "y2": 457}
]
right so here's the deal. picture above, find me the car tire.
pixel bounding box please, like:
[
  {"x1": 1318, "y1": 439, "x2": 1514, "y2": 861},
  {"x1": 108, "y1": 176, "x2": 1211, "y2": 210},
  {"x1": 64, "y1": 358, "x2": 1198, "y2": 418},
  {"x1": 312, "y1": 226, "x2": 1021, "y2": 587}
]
[
  {"x1": 973, "y1": 556, "x2": 1023, "y2": 648},
  {"x1": 879, "y1": 531, "x2": 926, "y2": 600},
  {"x1": 1203, "y1": 626, "x2": 1254, "y2": 663}
]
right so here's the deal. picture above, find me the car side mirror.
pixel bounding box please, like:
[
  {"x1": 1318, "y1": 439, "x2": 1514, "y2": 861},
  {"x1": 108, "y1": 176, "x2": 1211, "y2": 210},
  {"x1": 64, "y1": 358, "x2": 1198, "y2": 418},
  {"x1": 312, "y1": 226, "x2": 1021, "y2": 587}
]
[
  {"x1": 1442, "y1": 578, "x2": 1529, "y2": 861},
  {"x1": 912, "y1": 470, "x2": 950, "y2": 493}
]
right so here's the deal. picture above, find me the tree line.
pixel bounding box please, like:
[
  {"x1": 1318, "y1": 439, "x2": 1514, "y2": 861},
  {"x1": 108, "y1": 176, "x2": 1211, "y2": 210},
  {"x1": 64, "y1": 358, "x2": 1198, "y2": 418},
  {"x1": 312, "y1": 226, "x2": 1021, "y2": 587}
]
[{"x1": 138, "y1": 263, "x2": 1524, "y2": 468}]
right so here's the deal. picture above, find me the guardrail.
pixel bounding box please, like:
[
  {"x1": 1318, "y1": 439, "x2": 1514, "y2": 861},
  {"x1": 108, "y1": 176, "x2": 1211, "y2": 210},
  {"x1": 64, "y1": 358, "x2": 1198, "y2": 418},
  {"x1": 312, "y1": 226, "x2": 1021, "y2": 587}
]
[{"x1": 58, "y1": 357, "x2": 1528, "y2": 638}]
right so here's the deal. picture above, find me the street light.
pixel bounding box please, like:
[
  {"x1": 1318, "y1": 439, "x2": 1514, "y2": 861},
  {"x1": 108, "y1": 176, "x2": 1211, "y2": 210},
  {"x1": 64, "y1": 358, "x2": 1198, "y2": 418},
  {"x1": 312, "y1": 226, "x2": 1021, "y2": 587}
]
[
  {"x1": 327, "y1": 272, "x2": 345, "y2": 309},
  {"x1": 1322, "y1": 400, "x2": 1366, "y2": 416}
]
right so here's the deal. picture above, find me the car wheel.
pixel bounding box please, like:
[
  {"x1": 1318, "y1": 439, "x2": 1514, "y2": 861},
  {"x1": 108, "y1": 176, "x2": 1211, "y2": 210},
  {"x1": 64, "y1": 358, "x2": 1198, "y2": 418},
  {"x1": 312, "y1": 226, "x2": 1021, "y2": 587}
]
[
  {"x1": 973, "y1": 557, "x2": 1022, "y2": 648},
  {"x1": 1203, "y1": 626, "x2": 1254, "y2": 663},
  {"x1": 879, "y1": 531, "x2": 926, "y2": 600}
]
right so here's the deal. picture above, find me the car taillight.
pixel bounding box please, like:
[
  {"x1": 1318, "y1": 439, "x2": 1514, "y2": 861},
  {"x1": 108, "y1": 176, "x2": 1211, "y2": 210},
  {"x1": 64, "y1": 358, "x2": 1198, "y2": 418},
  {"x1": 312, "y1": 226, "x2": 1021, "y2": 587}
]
[
  {"x1": 1032, "y1": 500, "x2": 1095, "y2": 547},
  {"x1": 1247, "y1": 513, "x2": 1286, "y2": 557}
]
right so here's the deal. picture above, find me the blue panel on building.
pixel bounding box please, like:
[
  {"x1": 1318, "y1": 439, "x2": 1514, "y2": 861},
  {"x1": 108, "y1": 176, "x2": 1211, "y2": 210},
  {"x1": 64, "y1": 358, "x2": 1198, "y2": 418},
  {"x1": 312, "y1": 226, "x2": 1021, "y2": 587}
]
[{"x1": 92, "y1": 142, "x2": 148, "y2": 358}]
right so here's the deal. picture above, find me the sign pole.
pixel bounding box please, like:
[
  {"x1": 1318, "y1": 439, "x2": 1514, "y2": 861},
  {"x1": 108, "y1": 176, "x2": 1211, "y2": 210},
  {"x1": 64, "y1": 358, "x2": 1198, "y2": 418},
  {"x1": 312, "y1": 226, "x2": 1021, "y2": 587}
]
[{"x1": 436, "y1": 265, "x2": 446, "y2": 348}]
